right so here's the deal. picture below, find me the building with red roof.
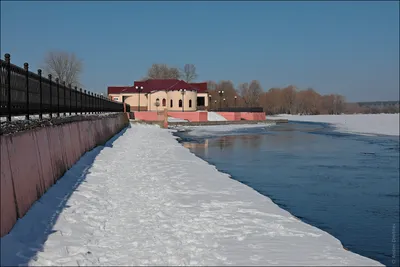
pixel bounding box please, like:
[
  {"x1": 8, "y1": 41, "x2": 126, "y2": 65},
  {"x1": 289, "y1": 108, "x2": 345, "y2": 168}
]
[{"x1": 108, "y1": 79, "x2": 209, "y2": 111}]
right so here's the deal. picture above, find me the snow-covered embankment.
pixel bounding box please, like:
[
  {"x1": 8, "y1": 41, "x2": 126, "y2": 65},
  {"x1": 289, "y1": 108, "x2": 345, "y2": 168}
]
[
  {"x1": 273, "y1": 114, "x2": 400, "y2": 136},
  {"x1": 0, "y1": 124, "x2": 382, "y2": 266}
]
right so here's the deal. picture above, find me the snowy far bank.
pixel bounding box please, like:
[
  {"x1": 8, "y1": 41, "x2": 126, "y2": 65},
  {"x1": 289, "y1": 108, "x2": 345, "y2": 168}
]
[
  {"x1": 1, "y1": 124, "x2": 382, "y2": 266},
  {"x1": 273, "y1": 114, "x2": 400, "y2": 136}
]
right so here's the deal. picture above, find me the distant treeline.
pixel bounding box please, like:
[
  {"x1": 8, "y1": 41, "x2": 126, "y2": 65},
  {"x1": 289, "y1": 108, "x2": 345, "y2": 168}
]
[
  {"x1": 136, "y1": 64, "x2": 399, "y2": 115},
  {"x1": 206, "y1": 80, "x2": 399, "y2": 115},
  {"x1": 346, "y1": 102, "x2": 399, "y2": 114}
]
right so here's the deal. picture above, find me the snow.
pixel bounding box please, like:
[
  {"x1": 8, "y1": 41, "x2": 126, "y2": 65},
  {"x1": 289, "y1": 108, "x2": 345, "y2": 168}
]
[
  {"x1": 274, "y1": 114, "x2": 400, "y2": 136},
  {"x1": 207, "y1": 111, "x2": 227, "y2": 121},
  {"x1": 168, "y1": 117, "x2": 188, "y2": 122},
  {"x1": 0, "y1": 124, "x2": 382, "y2": 266}
]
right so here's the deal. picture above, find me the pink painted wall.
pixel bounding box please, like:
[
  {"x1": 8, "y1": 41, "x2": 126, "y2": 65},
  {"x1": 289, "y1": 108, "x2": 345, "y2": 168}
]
[
  {"x1": 168, "y1": 112, "x2": 208, "y2": 122},
  {"x1": 0, "y1": 114, "x2": 129, "y2": 237},
  {"x1": 217, "y1": 112, "x2": 241, "y2": 121},
  {"x1": 240, "y1": 112, "x2": 266, "y2": 121},
  {"x1": 133, "y1": 111, "x2": 162, "y2": 121}
]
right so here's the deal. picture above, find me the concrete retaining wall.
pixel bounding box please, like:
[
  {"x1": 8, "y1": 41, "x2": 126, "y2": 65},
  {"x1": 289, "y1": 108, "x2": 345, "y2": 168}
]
[
  {"x1": 217, "y1": 112, "x2": 241, "y2": 121},
  {"x1": 168, "y1": 112, "x2": 208, "y2": 122},
  {"x1": 0, "y1": 113, "x2": 129, "y2": 237},
  {"x1": 134, "y1": 111, "x2": 162, "y2": 121},
  {"x1": 134, "y1": 111, "x2": 208, "y2": 122},
  {"x1": 241, "y1": 112, "x2": 266, "y2": 121}
]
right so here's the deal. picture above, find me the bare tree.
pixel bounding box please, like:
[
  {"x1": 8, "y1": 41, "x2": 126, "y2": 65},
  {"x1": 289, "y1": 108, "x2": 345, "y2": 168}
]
[
  {"x1": 43, "y1": 51, "x2": 83, "y2": 87},
  {"x1": 145, "y1": 64, "x2": 181, "y2": 79},
  {"x1": 182, "y1": 64, "x2": 198, "y2": 82},
  {"x1": 333, "y1": 94, "x2": 346, "y2": 114},
  {"x1": 281, "y1": 85, "x2": 297, "y2": 114},
  {"x1": 239, "y1": 80, "x2": 263, "y2": 107}
]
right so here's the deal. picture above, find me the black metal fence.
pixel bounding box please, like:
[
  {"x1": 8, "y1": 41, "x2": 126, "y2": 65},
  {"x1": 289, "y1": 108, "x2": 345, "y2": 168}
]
[
  {"x1": 0, "y1": 53, "x2": 129, "y2": 121},
  {"x1": 210, "y1": 107, "x2": 264, "y2": 113}
]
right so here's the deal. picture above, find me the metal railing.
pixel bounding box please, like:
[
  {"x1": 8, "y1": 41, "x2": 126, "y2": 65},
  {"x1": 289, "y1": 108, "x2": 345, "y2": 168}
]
[
  {"x1": 210, "y1": 107, "x2": 264, "y2": 113},
  {"x1": 0, "y1": 53, "x2": 129, "y2": 121}
]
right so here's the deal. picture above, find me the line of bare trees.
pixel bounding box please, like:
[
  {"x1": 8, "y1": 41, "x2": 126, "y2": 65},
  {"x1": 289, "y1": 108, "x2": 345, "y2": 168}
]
[
  {"x1": 42, "y1": 55, "x2": 397, "y2": 115},
  {"x1": 206, "y1": 82, "x2": 348, "y2": 115},
  {"x1": 142, "y1": 63, "x2": 198, "y2": 82}
]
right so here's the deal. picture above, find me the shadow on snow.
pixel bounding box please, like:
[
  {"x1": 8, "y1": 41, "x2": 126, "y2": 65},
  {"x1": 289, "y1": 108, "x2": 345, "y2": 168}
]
[{"x1": 0, "y1": 125, "x2": 131, "y2": 267}]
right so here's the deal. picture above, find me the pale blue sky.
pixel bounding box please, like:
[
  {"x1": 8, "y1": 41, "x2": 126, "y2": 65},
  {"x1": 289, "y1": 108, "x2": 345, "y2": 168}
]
[{"x1": 1, "y1": 1, "x2": 399, "y2": 102}]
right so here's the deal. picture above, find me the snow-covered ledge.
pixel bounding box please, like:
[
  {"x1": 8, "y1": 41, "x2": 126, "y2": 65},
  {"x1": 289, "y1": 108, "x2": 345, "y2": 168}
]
[{"x1": 0, "y1": 124, "x2": 382, "y2": 266}]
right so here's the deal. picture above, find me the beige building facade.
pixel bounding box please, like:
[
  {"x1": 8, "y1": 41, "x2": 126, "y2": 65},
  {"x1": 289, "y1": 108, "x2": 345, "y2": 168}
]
[{"x1": 108, "y1": 79, "x2": 209, "y2": 112}]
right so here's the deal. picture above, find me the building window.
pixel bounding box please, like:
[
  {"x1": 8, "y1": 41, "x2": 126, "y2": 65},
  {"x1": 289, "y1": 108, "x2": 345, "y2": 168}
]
[
  {"x1": 189, "y1": 99, "x2": 192, "y2": 108},
  {"x1": 162, "y1": 98, "x2": 166, "y2": 107},
  {"x1": 179, "y1": 99, "x2": 183, "y2": 107},
  {"x1": 113, "y1": 97, "x2": 119, "y2": 101},
  {"x1": 170, "y1": 99, "x2": 173, "y2": 107}
]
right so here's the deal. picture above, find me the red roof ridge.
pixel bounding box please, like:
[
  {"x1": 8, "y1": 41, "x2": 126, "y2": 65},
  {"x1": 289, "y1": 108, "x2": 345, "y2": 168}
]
[{"x1": 165, "y1": 80, "x2": 182, "y2": 91}]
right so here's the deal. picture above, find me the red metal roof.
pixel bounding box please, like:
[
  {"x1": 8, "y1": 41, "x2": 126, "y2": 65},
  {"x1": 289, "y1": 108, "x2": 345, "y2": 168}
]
[
  {"x1": 108, "y1": 86, "x2": 132, "y2": 94},
  {"x1": 108, "y1": 79, "x2": 208, "y2": 94},
  {"x1": 189, "y1": 82, "x2": 208, "y2": 93}
]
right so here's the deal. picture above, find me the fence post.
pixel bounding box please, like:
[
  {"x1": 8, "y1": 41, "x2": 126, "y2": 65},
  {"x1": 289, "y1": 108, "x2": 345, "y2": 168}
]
[
  {"x1": 80, "y1": 88, "x2": 83, "y2": 115},
  {"x1": 56, "y1": 78, "x2": 60, "y2": 117},
  {"x1": 83, "y1": 90, "x2": 87, "y2": 114},
  {"x1": 87, "y1": 91, "x2": 90, "y2": 114},
  {"x1": 74, "y1": 86, "x2": 78, "y2": 115},
  {"x1": 48, "y1": 74, "x2": 52, "y2": 119},
  {"x1": 96, "y1": 94, "x2": 99, "y2": 114},
  {"x1": 5, "y1": 54, "x2": 11, "y2": 121},
  {"x1": 38, "y1": 69, "x2": 43, "y2": 120},
  {"x1": 94, "y1": 93, "x2": 97, "y2": 114},
  {"x1": 90, "y1": 92, "x2": 94, "y2": 114},
  {"x1": 63, "y1": 81, "x2": 66, "y2": 116},
  {"x1": 69, "y1": 83, "x2": 72, "y2": 115},
  {"x1": 24, "y1": 63, "x2": 29, "y2": 120}
]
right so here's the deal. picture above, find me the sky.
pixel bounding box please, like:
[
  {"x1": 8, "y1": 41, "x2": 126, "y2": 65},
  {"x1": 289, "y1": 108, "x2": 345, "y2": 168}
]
[{"x1": 1, "y1": 1, "x2": 399, "y2": 102}]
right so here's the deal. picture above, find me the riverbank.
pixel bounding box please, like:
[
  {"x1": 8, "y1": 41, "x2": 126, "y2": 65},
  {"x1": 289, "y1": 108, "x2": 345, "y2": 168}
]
[
  {"x1": 273, "y1": 114, "x2": 400, "y2": 136},
  {"x1": 1, "y1": 124, "x2": 382, "y2": 266}
]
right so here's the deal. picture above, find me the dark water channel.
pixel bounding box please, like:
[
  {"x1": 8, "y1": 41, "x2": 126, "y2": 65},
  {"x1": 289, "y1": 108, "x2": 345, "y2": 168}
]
[{"x1": 176, "y1": 122, "x2": 400, "y2": 266}]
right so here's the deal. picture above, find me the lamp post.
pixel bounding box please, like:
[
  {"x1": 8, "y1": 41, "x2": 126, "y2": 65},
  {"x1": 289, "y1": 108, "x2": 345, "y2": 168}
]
[
  {"x1": 180, "y1": 89, "x2": 187, "y2": 112},
  {"x1": 208, "y1": 95, "x2": 212, "y2": 110},
  {"x1": 234, "y1": 96, "x2": 237, "y2": 107},
  {"x1": 223, "y1": 98, "x2": 226, "y2": 108},
  {"x1": 218, "y1": 90, "x2": 224, "y2": 110},
  {"x1": 135, "y1": 86, "x2": 143, "y2": 111}
]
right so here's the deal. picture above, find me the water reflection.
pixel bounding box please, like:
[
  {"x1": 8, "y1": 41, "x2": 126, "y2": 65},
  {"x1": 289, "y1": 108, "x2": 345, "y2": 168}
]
[{"x1": 176, "y1": 122, "x2": 400, "y2": 266}]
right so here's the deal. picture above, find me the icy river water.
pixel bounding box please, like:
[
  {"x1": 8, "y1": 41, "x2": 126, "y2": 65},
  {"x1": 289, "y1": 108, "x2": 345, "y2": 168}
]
[{"x1": 176, "y1": 121, "x2": 399, "y2": 266}]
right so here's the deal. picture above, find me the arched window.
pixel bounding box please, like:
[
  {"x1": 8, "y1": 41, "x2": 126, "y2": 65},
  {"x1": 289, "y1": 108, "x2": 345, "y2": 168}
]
[
  {"x1": 162, "y1": 98, "x2": 166, "y2": 107},
  {"x1": 179, "y1": 99, "x2": 183, "y2": 107},
  {"x1": 170, "y1": 99, "x2": 173, "y2": 107},
  {"x1": 189, "y1": 99, "x2": 192, "y2": 108}
]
